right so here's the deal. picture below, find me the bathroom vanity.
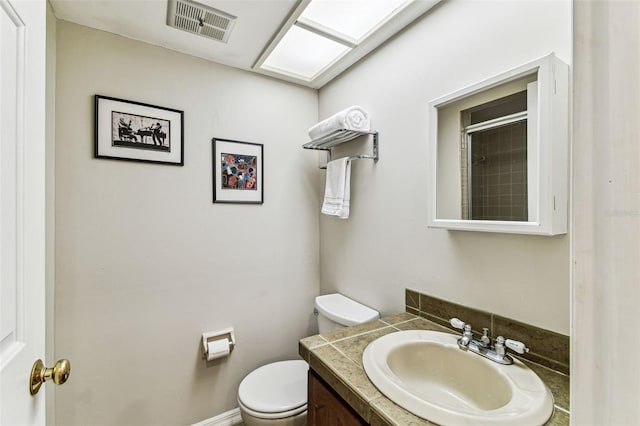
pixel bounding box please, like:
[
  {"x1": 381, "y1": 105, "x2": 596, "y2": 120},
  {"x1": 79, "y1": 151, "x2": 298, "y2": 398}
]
[
  {"x1": 299, "y1": 313, "x2": 569, "y2": 426},
  {"x1": 308, "y1": 370, "x2": 366, "y2": 426}
]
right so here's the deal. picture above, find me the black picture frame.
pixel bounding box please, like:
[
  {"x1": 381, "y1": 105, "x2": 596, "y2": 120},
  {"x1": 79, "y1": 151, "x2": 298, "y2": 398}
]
[
  {"x1": 212, "y1": 138, "x2": 264, "y2": 204},
  {"x1": 94, "y1": 95, "x2": 184, "y2": 166}
]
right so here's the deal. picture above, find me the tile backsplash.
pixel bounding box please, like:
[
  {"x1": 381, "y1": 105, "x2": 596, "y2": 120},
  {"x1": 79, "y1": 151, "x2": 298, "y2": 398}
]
[{"x1": 406, "y1": 288, "x2": 569, "y2": 374}]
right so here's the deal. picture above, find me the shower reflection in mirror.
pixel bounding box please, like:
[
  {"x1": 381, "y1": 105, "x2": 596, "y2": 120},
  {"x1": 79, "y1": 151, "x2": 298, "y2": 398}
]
[{"x1": 460, "y1": 89, "x2": 531, "y2": 222}]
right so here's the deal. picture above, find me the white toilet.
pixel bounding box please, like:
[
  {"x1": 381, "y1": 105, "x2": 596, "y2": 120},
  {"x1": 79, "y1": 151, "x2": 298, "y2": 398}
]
[{"x1": 237, "y1": 293, "x2": 380, "y2": 426}]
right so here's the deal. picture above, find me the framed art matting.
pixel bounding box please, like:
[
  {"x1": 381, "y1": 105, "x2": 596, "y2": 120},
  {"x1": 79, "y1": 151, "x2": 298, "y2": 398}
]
[
  {"x1": 212, "y1": 138, "x2": 263, "y2": 204},
  {"x1": 95, "y1": 95, "x2": 184, "y2": 165}
]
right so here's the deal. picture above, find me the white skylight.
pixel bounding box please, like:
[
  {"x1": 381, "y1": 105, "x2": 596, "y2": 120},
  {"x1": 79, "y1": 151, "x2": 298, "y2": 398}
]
[
  {"x1": 299, "y1": 0, "x2": 411, "y2": 42},
  {"x1": 261, "y1": 25, "x2": 351, "y2": 80},
  {"x1": 254, "y1": 0, "x2": 439, "y2": 88}
]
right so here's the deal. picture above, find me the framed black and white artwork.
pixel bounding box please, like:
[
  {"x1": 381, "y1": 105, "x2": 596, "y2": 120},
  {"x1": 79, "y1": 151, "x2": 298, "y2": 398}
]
[{"x1": 94, "y1": 95, "x2": 184, "y2": 165}]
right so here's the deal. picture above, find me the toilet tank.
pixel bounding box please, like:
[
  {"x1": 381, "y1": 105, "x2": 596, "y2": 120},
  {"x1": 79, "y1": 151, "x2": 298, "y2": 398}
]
[{"x1": 315, "y1": 293, "x2": 380, "y2": 333}]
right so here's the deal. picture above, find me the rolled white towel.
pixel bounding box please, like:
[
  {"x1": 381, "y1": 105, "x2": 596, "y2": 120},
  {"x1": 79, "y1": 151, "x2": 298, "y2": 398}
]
[{"x1": 309, "y1": 106, "x2": 371, "y2": 141}]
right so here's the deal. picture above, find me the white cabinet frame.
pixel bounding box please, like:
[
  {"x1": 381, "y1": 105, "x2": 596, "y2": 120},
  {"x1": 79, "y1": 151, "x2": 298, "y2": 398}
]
[{"x1": 427, "y1": 53, "x2": 569, "y2": 235}]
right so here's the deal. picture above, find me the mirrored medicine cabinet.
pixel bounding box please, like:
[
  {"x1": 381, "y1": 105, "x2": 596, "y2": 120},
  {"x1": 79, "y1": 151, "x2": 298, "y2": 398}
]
[{"x1": 427, "y1": 53, "x2": 569, "y2": 235}]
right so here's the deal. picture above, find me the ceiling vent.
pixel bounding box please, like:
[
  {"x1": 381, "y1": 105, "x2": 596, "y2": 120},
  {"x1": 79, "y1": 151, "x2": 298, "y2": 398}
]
[{"x1": 167, "y1": 0, "x2": 236, "y2": 43}]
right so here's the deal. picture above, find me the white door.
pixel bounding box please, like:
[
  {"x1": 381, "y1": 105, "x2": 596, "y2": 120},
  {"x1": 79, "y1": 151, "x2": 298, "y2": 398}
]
[{"x1": 0, "y1": 0, "x2": 48, "y2": 424}]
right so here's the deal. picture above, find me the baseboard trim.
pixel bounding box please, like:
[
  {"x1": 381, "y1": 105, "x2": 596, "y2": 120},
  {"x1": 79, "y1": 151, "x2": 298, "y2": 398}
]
[{"x1": 192, "y1": 407, "x2": 243, "y2": 426}]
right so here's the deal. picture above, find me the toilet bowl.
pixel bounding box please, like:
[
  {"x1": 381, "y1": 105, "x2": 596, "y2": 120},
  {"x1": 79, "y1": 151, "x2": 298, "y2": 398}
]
[
  {"x1": 237, "y1": 360, "x2": 308, "y2": 426},
  {"x1": 237, "y1": 293, "x2": 379, "y2": 426}
]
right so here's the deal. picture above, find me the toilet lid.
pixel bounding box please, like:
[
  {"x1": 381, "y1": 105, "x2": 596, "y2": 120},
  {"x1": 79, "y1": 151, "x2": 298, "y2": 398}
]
[{"x1": 238, "y1": 360, "x2": 308, "y2": 414}]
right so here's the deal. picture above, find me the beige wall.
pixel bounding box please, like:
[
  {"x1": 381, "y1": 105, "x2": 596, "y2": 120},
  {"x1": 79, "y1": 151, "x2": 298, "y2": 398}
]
[
  {"x1": 572, "y1": 1, "x2": 640, "y2": 423},
  {"x1": 317, "y1": 0, "x2": 571, "y2": 334},
  {"x1": 54, "y1": 21, "x2": 319, "y2": 425}
]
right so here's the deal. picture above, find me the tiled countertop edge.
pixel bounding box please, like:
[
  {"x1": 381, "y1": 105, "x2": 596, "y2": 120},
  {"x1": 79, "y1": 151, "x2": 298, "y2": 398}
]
[{"x1": 300, "y1": 313, "x2": 570, "y2": 426}]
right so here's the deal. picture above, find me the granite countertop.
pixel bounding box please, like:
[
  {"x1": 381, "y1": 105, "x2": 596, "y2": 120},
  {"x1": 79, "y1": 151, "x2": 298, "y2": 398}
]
[{"x1": 299, "y1": 312, "x2": 570, "y2": 426}]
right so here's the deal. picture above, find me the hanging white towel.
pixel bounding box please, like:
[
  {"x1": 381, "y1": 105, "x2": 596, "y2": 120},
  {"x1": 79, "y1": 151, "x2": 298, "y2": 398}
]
[
  {"x1": 309, "y1": 106, "x2": 371, "y2": 141},
  {"x1": 321, "y1": 158, "x2": 351, "y2": 219}
]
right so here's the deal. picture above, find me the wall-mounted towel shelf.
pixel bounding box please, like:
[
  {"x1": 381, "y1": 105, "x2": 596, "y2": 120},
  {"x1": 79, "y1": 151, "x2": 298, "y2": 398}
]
[{"x1": 302, "y1": 129, "x2": 379, "y2": 169}]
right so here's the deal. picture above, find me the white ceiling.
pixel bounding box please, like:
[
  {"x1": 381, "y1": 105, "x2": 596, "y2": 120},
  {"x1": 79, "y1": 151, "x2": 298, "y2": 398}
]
[
  {"x1": 50, "y1": 0, "x2": 438, "y2": 88},
  {"x1": 49, "y1": 0, "x2": 299, "y2": 74}
]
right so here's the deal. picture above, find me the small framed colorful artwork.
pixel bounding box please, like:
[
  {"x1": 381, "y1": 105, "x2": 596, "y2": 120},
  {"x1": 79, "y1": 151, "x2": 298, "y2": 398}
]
[{"x1": 212, "y1": 138, "x2": 263, "y2": 204}]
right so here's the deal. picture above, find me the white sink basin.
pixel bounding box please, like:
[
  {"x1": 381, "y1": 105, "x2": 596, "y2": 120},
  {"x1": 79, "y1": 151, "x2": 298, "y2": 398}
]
[{"x1": 362, "y1": 330, "x2": 553, "y2": 425}]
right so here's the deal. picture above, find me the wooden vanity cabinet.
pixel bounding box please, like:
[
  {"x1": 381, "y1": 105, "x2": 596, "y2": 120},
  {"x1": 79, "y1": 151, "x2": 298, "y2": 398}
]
[{"x1": 308, "y1": 369, "x2": 367, "y2": 426}]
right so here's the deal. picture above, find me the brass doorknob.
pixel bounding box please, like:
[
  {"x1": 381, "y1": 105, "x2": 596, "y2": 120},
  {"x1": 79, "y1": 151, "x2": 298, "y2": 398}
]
[{"x1": 30, "y1": 359, "x2": 71, "y2": 395}]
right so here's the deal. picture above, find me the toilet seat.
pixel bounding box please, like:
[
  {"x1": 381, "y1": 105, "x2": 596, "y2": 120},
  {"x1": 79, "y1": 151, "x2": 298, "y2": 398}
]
[
  {"x1": 238, "y1": 360, "x2": 308, "y2": 419},
  {"x1": 238, "y1": 397, "x2": 306, "y2": 420}
]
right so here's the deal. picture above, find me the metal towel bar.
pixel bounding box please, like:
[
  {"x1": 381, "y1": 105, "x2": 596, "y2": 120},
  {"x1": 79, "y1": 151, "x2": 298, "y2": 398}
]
[{"x1": 302, "y1": 129, "x2": 379, "y2": 169}]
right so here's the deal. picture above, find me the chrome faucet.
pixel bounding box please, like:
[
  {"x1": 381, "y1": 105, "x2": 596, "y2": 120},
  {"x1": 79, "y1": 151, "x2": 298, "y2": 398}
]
[
  {"x1": 479, "y1": 327, "x2": 491, "y2": 348},
  {"x1": 449, "y1": 317, "x2": 529, "y2": 365}
]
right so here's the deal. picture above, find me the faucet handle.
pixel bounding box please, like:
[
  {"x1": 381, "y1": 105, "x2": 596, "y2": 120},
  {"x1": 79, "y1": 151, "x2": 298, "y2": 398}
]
[
  {"x1": 449, "y1": 318, "x2": 466, "y2": 330},
  {"x1": 505, "y1": 339, "x2": 529, "y2": 354}
]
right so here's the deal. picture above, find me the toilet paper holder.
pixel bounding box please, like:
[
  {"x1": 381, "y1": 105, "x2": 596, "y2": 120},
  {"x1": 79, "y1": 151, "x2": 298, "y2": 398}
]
[{"x1": 202, "y1": 327, "x2": 236, "y2": 360}]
